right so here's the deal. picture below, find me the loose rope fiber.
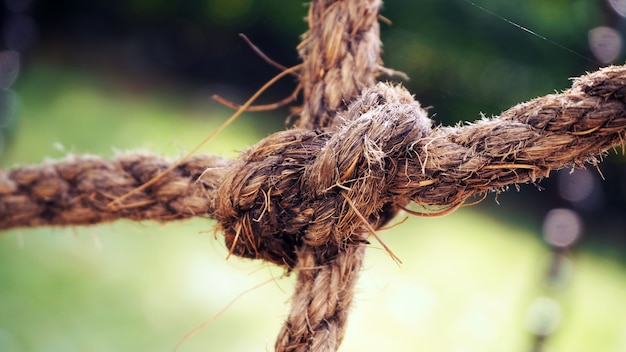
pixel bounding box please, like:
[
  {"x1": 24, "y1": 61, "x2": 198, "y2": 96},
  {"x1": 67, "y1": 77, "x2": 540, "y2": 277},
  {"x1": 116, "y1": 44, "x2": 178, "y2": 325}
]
[
  {"x1": 2, "y1": 65, "x2": 626, "y2": 350},
  {"x1": 3, "y1": 67, "x2": 625, "y2": 235},
  {"x1": 2, "y1": 0, "x2": 626, "y2": 350},
  {"x1": 0, "y1": 154, "x2": 228, "y2": 229}
]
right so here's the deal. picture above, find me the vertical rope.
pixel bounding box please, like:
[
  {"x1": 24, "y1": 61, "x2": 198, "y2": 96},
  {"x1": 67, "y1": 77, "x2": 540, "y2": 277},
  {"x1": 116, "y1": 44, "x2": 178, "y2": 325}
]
[
  {"x1": 275, "y1": 243, "x2": 366, "y2": 352},
  {"x1": 276, "y1": 0, "x2": 383, "y2": 350},
  {"x1": 296, "y1": 0, "x2": 382, "y2": 129}
]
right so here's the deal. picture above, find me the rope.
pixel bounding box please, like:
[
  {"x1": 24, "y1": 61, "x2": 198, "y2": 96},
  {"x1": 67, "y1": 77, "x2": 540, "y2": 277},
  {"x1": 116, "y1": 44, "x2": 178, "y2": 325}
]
[
  {"x1": 2, "y1": 64, "x2": 626, "y2": 350},
  {"x1": 297, "y1": 0, "x2": 383, "y2": 129},
  {"x1": 2, "y1": 0, "x2": 626, "y2": 350},
  {"x1": 0, "y1": 154, "x2": 227, "y2": 229},
  {"x1": 274, "y1": 244, "x2": 365, "y2": 352}
]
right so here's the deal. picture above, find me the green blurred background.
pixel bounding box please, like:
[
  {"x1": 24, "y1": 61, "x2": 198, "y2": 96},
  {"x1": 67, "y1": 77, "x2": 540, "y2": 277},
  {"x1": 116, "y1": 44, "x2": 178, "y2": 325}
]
[{"x1": 1, "y1": 0, "x2": 626, "y2": 351}]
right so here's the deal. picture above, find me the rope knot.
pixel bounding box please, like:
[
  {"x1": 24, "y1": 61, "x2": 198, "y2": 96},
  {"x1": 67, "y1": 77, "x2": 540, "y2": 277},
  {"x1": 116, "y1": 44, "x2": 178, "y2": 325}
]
[{"x1": 213, "y1": 83, "x2": 431, "y2": 268}]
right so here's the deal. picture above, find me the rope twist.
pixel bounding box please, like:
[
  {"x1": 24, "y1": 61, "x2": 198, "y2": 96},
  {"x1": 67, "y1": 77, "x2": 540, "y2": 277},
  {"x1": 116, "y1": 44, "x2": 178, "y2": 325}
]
[
  {"x1": 214, "y1": 83, "x2": 430, "y2": 268},
  {"x1": 2, "y1": 0, "x2": 626, "y2": 350}
]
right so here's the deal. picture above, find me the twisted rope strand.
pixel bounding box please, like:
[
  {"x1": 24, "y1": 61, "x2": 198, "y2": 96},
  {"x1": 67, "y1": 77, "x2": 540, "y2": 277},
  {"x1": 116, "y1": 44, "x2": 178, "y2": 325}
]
[
  {"x1": 275, "y1": 244, "x2": 366, "y2": 352},
  {"x1": 2, "y1": 0, "x2": 626, "y2": 348},
  {"x1": 1, "y1": 66, "x2": 626, "y2": 238},
  {"x1": 2, "y1": 67, "x2": 625, "y2": 233},
  {"x1": 272, "y1": 1, "x2": 384, "y2": 349},
  {"x1": 297, "y1": 0, "x2": 383, "y2": 129},
  {"x1": 1, "y1": 64, "x2": 626, "y2": 352},
  {"x1": 0, "y1": 154, "x2": 227, "y2": 229},
  {"x1": 404, "y1": 66, "x2": 626, "y2": 207}
]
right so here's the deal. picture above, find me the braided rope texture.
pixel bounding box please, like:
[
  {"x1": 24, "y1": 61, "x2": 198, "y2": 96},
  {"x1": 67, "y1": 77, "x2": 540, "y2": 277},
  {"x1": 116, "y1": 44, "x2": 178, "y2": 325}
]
[
  {"x1": 0, "y1": 154, "x2": 227, "y2": 229},
  {"x1": 2, "y1": 0, "x2": 626, "y2": 350},
  {"x1": 297, "y1": 0, "x2": 383, "y2": 129}
]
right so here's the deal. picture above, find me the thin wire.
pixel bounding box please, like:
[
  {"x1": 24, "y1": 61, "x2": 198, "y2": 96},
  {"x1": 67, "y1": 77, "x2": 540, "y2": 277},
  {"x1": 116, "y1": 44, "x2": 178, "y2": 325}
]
[
  {"x1": 462, "y1": 0, "x2": 599, "y2": 65},
  {"x1": 173, "y1": 277, "x2": 277, "y2": 352}
]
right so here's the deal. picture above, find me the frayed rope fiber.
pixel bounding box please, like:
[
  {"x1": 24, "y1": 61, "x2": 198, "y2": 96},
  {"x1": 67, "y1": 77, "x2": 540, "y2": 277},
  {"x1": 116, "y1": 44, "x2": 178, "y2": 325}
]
[
  {"x1": 215, "y1": 83, "x2": 431, "y2": 268},
  {"x1": 2, "y1": 0, "x2": 626, "y2": 349},
  {"x1": 2, "y1": 65, "x2": 626, "y2": 351},
  {"x1": 2, "y1": 66, "x2": 626, "y2": 251}
]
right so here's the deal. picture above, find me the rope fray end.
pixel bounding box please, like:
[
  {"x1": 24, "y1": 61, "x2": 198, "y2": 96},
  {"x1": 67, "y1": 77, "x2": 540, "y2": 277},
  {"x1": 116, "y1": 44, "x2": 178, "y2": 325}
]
[
  {"x1": 342, "y1": 191, "x2": 402, "y2": 265},
  {"x1": 173, "y1": 277, "x2": 278, "y2": 352},
  {"x1": 107, "y1": 64, "x2": 302, "y2": 210}
]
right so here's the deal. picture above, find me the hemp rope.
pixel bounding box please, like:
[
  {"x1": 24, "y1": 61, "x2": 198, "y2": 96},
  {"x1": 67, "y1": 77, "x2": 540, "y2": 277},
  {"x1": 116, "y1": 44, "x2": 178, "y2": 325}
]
[
  {"x1": 2, "y1": 0, "x2": 626, "y2": 351},
  {"x1": 3, "y1": 67, "x2": 626, "y2": 233}
]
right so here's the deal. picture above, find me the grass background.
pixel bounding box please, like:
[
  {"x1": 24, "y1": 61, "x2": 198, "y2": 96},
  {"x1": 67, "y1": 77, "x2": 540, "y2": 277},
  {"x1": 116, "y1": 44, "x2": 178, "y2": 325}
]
[{"x1": 0, "y1": 63, "x2": 625, "y2": 351}]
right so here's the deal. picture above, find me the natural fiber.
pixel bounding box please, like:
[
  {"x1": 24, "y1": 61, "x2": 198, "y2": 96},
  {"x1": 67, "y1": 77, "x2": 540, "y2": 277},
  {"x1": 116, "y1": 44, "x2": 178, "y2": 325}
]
[
  {"x1": 2, "y1": 0, "x2": 626, "y2": 351},
  {"x1": 274, "y1": 243, "x2": 365, "y2": 352},
  {"x1": 4, "y1": 66, "x2": 625, "y2": 244},
  {"x1": 296, "y1": 0, "x2": 383, "y2": 129},
  {"x1": 0, "y1": 154, "x2": 227, "y2": 229},
  {"x1": 3, "y1": 65, "x2": 626, "y2": 350},
  {"x1": 214, "y1": 83, "x2": 430, "y2": 268}
]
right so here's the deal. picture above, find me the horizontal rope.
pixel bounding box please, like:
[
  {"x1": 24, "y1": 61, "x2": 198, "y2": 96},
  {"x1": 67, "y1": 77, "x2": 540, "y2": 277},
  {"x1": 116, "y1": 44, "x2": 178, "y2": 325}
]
[
  {"x1": 213, "y1": 65, "x2": 626, "y2": 268},
  {"x1": 2, "y1": 63, "x2": 625, "y2": 352},
  {"x1": 0, "y1": 154, "x2": 227, "y2": 229},
  {"x1": 1, "y1": 65, "x2": 625, "y2": 241}
]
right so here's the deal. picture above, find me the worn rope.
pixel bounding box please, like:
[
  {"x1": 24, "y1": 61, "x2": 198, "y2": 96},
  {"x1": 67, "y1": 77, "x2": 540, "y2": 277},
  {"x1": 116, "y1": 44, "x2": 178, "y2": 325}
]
[
  {"x1": 0, "y1": 154, "x2": 227, "y2": 228},
  {"x1": 2, "y1": 0, "x2": 626, "y2": 350},
  {"x1": 2, "y1": 64, "x2": 626, "y2": 350},
  {"x1": 4, "y1": 66, "x2": 625, "y2": 233},
  {"x1": 296, "y1": 0, "x2": 383, "y2": 129},
  {"x1": 274, "y1": 1, "x2": 384, "y2": 349}
]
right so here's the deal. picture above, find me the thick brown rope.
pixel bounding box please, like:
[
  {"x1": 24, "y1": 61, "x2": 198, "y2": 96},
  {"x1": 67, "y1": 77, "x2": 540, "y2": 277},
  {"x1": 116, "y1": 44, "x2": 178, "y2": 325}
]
[
  {"x1": 214, "y1": 83, "x2": 430, "y2": 268},
  {"x1": 2, "y1": 66, "x2": 626, "y2": 351},
  {"x1": 4, "y1": 66, "x2": 625, "y2": 232},
  {"x1": 274, "y1": 1, "x2": 385, "y2": 349},
  {"x1": 2, "y1": 0, "x2": 626, "y2": 350},
  {"x1": 274, "y1": 244, "x2": 365, "y2": 352},
  {"x1": 0, "y1": 154, "x2": 227, "y2": 229},
  {"x1": 297, "y1": 0, "x2": 383, "y2": 129},
  {"x1": 4, "y1": 66, "x2": 624, "y2": 351}
]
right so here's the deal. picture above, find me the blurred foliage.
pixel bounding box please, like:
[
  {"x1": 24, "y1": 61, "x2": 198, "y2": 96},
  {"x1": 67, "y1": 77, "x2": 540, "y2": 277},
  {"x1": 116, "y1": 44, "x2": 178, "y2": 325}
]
[
  {"x1": 23, "y1": 0, "x2": 609, "y2": 123},
  {"x1": 381, "y1": 0, "x2": 602, "y2": 121}
]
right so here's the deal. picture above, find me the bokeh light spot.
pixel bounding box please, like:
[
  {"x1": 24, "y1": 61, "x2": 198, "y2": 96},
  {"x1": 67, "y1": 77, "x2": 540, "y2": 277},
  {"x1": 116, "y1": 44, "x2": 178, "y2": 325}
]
[
  {"x1": 0, "y1": 50, "x2": 19, "y2": 89},
  {"x1": 0, "y1": 88, "x2": 18, "y2": 128},
  {"x1": 525, "y1": 297, "x2": 561, "y2": 337},
  {"x1": 542, "y1": 208, "x2": 583, "y2": 248},
  {"x1": 588, "y1": 26, "x2": 622, "y2": 64},
  {"x1": 608, "y1": 0, "x2": 626, "y2": 17},
  {"x1": 3, "y1": 14, "x2": 37, "y2": 52},
  {"x1": 557, "y1": 168, "x2": 595, "y2": 203}
]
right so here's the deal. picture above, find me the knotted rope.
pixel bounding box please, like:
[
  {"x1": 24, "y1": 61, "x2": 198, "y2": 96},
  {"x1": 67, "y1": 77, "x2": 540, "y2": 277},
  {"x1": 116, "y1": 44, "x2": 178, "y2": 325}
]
[
  {"x1": 2, "y1": 0, "x2": 626, "y2": 351},
  {"x1": 297, "y1": 0, "x2": 383, "y2": 129},
  {"x1": 2, "y1": 64, "x2": 626, "y2": 350},
  {"x1": 4, "y1": 66, "x2": 625, "y2": 232}
]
